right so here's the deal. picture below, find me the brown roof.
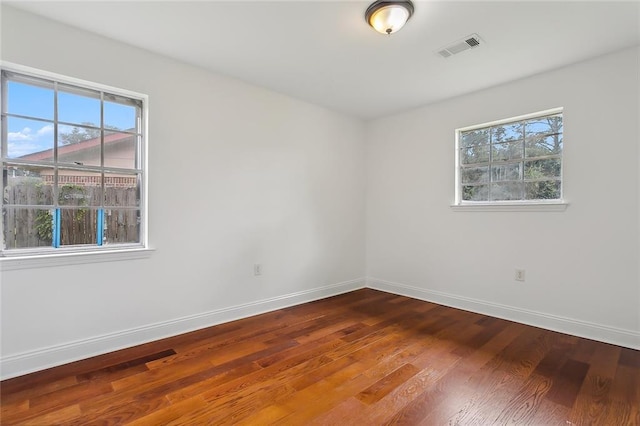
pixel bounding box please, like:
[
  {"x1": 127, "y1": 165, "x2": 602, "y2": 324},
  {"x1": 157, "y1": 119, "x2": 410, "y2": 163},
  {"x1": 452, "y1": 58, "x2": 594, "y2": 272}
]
[{"x1": 19, "y1": 132, "x2": 134, "y2": 161}]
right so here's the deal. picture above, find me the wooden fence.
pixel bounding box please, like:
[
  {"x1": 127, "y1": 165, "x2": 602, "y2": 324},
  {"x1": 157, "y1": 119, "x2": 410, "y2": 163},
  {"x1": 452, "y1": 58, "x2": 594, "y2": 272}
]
[{"x1": 3, "y1": 180, "x2": 139, "y2": 249}]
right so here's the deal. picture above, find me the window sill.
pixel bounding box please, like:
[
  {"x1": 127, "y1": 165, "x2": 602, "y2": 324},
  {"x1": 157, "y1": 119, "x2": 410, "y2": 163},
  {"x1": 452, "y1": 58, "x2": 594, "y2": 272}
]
[
  {"x1": 0, "y1": 247, "x2": 155, "y2": 271},
  {"x1": 450, "y1": 202, "x2": 569, "y2": 212}
]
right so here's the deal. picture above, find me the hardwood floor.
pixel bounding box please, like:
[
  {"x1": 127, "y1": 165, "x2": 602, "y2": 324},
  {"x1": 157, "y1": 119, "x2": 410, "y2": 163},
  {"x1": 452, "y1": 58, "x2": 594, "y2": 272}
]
[{"x1": 1, "y1": 288, "x2": 639, "y2": 425}]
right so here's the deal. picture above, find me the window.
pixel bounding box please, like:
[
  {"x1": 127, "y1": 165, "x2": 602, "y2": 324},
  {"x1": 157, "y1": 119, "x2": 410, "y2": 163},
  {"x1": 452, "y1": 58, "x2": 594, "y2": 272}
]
[
  {"x1": 455, "y1": 108, "x2": 563, "y2": 206},
  {"x1": 1, "y1": 65, "x2": 147, "y2": 257}
]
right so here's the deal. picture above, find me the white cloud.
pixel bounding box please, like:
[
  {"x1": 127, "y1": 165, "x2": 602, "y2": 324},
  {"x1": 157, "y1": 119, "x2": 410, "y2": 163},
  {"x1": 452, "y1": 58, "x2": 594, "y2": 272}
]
[
  {"x1": 58, "y1": 124, "x2": 74, "y2": 134},
  {"x1": 7, "y1": 141, "x2": 45, "y2": 158},
  {"x1": 7, "y1": 124, "x2": 54, "y2": 158},
  {"x1": 8, "y1": 124, "x2": 54, "y2": 142},
  {"x1": 8, "y1": 127, "x2": 34, "y2": 142},
  {"x1": 37, "y1": 124, "x2": 54, "y2": 137}
]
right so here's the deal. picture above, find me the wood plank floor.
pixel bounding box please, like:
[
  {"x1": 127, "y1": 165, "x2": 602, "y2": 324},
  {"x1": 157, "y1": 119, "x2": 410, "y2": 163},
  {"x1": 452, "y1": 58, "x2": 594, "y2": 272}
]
[{"x1": 1, "y1": 288, "x2": 639, "y2": 425}]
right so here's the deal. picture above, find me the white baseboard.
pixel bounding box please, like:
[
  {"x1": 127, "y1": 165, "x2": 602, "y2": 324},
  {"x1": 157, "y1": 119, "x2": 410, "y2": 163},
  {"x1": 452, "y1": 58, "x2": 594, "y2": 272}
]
[
  {"x1": 367, "y1": 277, "x2": 640, "y2": 350},
  {"x1": 0, "y1": 278, "x2": 365, "y2": 380},
  {"x1": 3, "y1": 276, "x2": 637, "y2": 380}
]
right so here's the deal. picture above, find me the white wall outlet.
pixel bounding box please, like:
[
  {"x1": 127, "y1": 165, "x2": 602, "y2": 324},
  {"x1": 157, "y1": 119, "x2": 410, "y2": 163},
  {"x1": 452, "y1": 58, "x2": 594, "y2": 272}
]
[
  {"x1": 254, "y1": 264, "x2": 262, "y2": 276},
  {"x1": 515, "y1": 269, "x2": 525, "y2": 281}
]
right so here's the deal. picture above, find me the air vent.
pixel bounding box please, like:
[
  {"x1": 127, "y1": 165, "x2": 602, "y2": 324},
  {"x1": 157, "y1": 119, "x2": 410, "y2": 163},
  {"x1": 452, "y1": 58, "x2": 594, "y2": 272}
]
[
  {"x1": 465, "y1": 37, "x2": 480, "y2": 47},
  {"x1": 437, "y1": 33, "x2": 482, "y2": 58}
]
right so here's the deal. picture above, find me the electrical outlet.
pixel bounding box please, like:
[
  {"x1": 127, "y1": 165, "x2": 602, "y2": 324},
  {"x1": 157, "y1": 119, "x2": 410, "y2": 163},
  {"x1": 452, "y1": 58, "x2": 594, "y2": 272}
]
[
  {"x1": 515, "y1": 269, "x2": 525, "y2": 281},
  {"x1": 254, "y1": 264, "x2": 262, "y2": 276}
]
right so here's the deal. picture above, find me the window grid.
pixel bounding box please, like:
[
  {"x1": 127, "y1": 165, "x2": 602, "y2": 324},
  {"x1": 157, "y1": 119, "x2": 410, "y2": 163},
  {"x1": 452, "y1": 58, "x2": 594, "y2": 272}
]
[
  {"x1": 1, "y1": 67, "x2": 146, "y2": 255},
  {"x1": 457, "y1": 109, "x2": 563, "y2": 203}
]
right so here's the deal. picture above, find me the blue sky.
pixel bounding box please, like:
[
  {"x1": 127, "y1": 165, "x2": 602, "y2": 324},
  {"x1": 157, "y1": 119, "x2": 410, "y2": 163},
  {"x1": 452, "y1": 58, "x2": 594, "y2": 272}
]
[{"x1": 6, "y1": 81, "x2": 137, "y2": 158}]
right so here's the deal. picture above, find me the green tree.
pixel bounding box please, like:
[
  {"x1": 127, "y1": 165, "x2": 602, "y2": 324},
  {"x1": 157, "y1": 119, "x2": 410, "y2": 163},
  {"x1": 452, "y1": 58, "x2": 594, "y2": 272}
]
[
  {"x1": 60, "y1": 122, "x2": 120, "y2": 145},
  {"x1": 459, "y1": 114, "x2": 562, "y2": 201}
]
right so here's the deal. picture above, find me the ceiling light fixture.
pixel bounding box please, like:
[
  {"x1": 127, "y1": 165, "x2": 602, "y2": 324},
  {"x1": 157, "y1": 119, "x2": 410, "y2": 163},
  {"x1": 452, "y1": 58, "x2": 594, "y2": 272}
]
[{"x1": 365, "y1": 0, "x2": 414, "y2": 35}]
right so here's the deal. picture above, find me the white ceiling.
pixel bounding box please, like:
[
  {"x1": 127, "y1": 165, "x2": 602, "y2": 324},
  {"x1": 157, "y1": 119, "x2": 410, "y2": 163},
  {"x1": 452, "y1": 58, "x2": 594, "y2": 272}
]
[{"x1": 6, "y1": 1, "x2": 640, "y2": 120}]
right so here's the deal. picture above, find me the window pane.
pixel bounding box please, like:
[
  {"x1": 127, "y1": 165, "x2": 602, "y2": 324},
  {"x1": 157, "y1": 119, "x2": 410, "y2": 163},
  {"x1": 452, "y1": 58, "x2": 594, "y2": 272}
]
[
  {"x1": 3, "y1": 165, "x2": 54, "y2": 205},
  {"x1": 57, "y1": 86, "x2": 100, "y2": 126},
  {"x1": 491, "y1": 141, "x2": 523, "y2": 162},
  {"x1": 462, "y1": 184, "x2": 489, "y2": 201},
  {"x1": 6, "y1": 117, "x2": 54, "y2": 159},
  {"x1": 103, "y1": 209, "x2": 140, "y2": 244},
  {"x1": 104, "y1": 131, "x2": 137, "y2": 169},
  {"x1": 58, "y1": 125, "x2": 102, "y2": 167},
  {"x1": 461, "y1": 166, "x2": 489, "y2": 184},
  {"x1": 57, "y1": 170, "x2": 102, "y2": 206},
  {"x1": 491, "y1": 123, "x2": 523, "y2": 142},
  {"x1": 525, "y1": 134, "x2": 562, "y2": 157},
  {"x1": 461, "y1": 145, "x2": 490, "y2": 164},
  {"x1": 59, "y1": 207, "x2": 97, "y2": 246},
  {"x1": 2, "y1": 207, "x2": 54, "y2": 249},
  {"x1": 104, "y1": 172, "x2": 140, "y2": 207},
  {"x1": 525, "y1": 115, "x2": 562, "y2": 137},
  {"x1": 491, "y1": 163, "x2": 522, "y2": 182},
  {"x1": 104, "y1": 99, "x2": 138, "y2": 131},
  {"x1": 490, "y1": 182, "x2": 523, "y2": 201},
  {"x1": 7, "y1": 80, "x2": 54, "y2": 120},
  {"x1": 525, "y1": 181, "x2": 561, "y2": 199},
  {"x1": 460, "y1": 129, "x2": 489, "y2": 147},
  {"x1": 524, "y1": 158, "x2": 561, "y2": 180},
  {"x1": 458, "y1": 111, "x2": 562, "y2": 204}
]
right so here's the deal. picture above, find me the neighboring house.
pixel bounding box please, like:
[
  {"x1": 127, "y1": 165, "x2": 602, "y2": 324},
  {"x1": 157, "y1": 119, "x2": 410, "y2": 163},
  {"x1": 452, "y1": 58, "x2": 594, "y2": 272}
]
[{"x1": 16, "y1": 131, "x2": 137, "y2": 188}]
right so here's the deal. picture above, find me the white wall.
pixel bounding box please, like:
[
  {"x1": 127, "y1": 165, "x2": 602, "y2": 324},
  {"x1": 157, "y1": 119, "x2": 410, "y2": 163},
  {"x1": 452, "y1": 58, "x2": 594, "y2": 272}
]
[
  {"x1": 366, "y1": 46, "x2": 640, "y2": 349},
  {"x1": 0, "y1": 6, "x2": 366, "y2": 379}
]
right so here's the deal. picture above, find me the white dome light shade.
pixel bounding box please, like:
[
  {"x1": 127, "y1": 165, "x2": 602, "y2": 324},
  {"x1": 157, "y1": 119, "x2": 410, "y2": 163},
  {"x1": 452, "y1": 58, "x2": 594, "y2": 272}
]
[{"x1": 365, "y1": 1, "x2": 414, "y2": 35}]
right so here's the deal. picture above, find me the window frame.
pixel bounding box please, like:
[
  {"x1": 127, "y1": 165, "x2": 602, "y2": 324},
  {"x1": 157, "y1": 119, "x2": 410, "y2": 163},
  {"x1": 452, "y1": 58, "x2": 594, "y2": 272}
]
[
  {"x1": 0, "y1": 62, "x2": 151, "y2": 265},
  {"x1": 452, "y1": 107, "x2": 568, "y2": 212}
]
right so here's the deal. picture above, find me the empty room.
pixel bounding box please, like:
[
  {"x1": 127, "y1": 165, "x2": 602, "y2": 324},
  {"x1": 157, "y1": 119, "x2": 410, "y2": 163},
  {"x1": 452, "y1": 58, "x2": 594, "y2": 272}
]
[{"x1": 1, "y1": 1, "x2": 639, "y2": 425}]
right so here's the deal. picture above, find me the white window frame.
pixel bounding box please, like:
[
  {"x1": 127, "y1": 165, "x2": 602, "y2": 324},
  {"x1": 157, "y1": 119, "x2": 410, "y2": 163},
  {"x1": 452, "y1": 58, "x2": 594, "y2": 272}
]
[
  {"x1": 0, "y1": 62, "x2": 152, "y2": 269},
  {"x1": 452, "y1": 107, "x2": 568, "y2": 212}
]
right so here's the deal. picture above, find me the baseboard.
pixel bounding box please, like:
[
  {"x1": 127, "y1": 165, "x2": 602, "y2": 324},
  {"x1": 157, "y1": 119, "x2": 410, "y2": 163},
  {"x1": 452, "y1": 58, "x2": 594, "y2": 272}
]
[
  {"x1": 0, "y1": 278, "x2": 366, "y2": 380},
  {"x1": 367, "y1": 277, "x2": 640, "y2": 350},
  {"x1": 4, "y1": 276, "x2": 636, "y2": 380}
]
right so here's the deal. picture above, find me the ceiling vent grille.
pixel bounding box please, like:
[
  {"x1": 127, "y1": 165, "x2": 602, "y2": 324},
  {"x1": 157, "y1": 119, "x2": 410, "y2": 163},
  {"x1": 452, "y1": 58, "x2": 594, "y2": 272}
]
[{"x1": 437, "y1": 33, "x2": 482, "y2": 58}]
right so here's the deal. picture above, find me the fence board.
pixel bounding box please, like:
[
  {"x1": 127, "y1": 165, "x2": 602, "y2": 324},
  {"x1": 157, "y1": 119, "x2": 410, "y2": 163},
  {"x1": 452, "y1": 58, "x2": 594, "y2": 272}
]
[{"x1": 3, "y1": 181, "x2": 139, "y2": 249}]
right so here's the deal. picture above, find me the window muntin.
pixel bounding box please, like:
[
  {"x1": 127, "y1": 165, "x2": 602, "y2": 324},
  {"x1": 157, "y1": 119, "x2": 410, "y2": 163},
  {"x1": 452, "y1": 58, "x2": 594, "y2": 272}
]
[
  {"x1": 456, "y1": 109, "x2": 563, "y2": 204},
  {"x1": 1, "y1": 67, "x2": 146, "y2": 255}
]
